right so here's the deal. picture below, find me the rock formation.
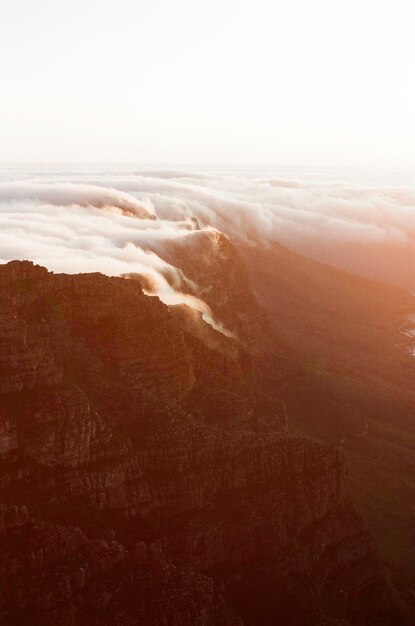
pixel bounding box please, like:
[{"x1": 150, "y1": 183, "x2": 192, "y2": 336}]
[{"x1": 0, "y1": 258, "x2": 405, "y2": 625}]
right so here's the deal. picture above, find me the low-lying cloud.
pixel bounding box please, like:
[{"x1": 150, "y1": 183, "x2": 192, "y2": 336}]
[
  {"x1": 0, "y1": 175, "x2": 236, "y2": 337},
  {"x1": 0, "y1": 166, "x2": 414, "y2": 301},
  {"x1": 0, "y1": 181, "x2": 154, "y2": 218}
]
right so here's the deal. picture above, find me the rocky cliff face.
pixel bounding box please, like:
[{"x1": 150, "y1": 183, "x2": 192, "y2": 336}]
[{"x1": 0, "y1": 260, "x2": 403, "y2": 625}]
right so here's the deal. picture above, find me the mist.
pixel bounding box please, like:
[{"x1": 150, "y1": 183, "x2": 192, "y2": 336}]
[{"x1": 1, "y1": 166, "x2": 413, "y2": 292}]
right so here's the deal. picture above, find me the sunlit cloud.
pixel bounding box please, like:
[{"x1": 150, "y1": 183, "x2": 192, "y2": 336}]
[{"x1": 1, "y1": 167, "x2": 415, "y2": 295}]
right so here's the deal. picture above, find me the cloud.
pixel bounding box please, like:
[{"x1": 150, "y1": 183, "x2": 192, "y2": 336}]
[
  {"x1": 0, "y1": 181, "x2": 155, "y2": 218},
  {"x1": 0, "y1": 182, "x2": 235, "y2": 337},
  {"x1": 76, "y1": 169, "x2": 414, "y2": 288},
  {"x1": 0, "y1": 168, "x2": 414, "y2": 298}
]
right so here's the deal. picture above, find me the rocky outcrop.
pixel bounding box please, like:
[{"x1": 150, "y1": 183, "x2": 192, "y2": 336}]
[
  {"x1": 0, "y1": 516, "x2": 240, "y2": 626},
  {"x1": 0, "y1": 261, "x2": 404, "y2": 625},
  {"x1": 160, "y1": 230, "x2": 279, "y2": 354}
]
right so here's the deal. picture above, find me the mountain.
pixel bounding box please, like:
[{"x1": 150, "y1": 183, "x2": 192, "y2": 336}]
[
  {"x1": 241, "y1": 241, "x2": 415, "y2": 601},
  {"x1": 0, "y1": 255, "x2": 405, "y2": 625}
]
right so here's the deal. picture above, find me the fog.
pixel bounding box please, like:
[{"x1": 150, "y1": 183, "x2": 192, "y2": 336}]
[{"x1": 1, "y1": 166, "x2": 414, "y2": 291}]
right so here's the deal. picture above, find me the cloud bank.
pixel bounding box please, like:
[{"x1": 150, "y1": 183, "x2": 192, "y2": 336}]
[
  {"x1": 0, "y1": 175, "x2": 236, "y2": 337},
  {"x1": 0, "y1": 167, "x2": 414, "y2": 301}
]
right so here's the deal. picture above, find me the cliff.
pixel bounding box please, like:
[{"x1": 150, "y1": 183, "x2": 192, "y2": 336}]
[{"x1": 0, "y1": 260, "x2": 404, "y2": 625}]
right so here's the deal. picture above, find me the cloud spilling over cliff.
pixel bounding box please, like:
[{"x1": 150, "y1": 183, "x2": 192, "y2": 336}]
[
  {"x1": 0, "y1": 178, "x2": 235, "y2": 336},
  {"x1": 0, "y1": 167, "x2": 414, "y2": 290}
]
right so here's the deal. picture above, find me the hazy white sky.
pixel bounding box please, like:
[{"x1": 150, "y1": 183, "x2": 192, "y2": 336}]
[{"x1": 1, "y1": 0, "x2": 414, "y2": 166}]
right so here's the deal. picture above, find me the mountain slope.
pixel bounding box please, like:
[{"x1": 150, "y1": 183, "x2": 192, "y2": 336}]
[
  {"x1": 241, "y1": 241, "x2": 415, "y2": 595},
  {"x1": 0, "y1": 259, "x2": 402, "y2": 625}
]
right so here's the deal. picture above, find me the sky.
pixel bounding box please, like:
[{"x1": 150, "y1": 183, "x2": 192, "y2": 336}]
[{"x1": 1, "y1": 0, "x2": 415, "y2": 166}]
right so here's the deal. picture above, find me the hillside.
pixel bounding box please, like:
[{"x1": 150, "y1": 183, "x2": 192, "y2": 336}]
[
  {"x1": 0, "y1": 257, "x2": 403, "y2": 625},
  {"x1": 241, "y1": 242, "x2": 415, "y2": 595}
]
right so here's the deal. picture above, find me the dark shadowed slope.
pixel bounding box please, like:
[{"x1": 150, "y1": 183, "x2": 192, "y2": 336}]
[{"x1": 241, "y1": 241, "x2": 415, "y2": 599}]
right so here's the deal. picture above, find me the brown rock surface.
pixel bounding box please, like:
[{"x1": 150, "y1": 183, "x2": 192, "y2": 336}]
[{"x1": 0, "y1": 260, "x2": 405, "y2": 625}]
